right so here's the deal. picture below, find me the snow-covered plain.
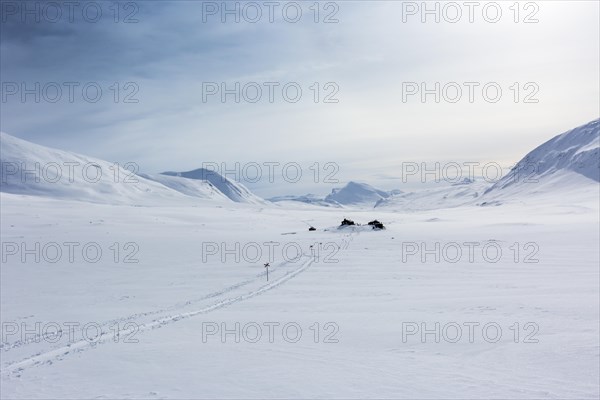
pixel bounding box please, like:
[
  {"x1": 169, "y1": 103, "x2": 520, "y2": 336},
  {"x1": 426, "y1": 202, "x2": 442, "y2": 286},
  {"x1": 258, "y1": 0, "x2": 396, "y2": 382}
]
[{"x1": 1, "y1": 121, "x2": 599, "y2": 399}]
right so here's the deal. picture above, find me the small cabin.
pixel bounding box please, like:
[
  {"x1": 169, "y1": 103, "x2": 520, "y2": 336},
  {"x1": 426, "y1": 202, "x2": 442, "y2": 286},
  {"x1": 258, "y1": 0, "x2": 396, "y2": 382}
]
[
  {"x1": 340, "y1": 218, "x2": 356, "y2": 226},
  {"x1": 368, "y1": 220, "x2": 385, "y2": 230}
]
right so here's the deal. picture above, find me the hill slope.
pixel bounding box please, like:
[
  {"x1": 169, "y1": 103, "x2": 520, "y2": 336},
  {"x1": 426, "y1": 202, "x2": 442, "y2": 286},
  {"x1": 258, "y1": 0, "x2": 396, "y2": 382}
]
[
  {"x1": 324, "y1": 181, "x2": 395, "y2": 205},
  {"x1": 0, "y1": 133, "x2": 263, "y2": 205},
  {"x1": 0, "y1": 132, "x2": 195, "y2": 205},
  {"x1": 160, "y1": 169, "x2": 265, "y2": 204},
  {"x1": 481, "y1": 119, "x2": 599, "y2": 203}
]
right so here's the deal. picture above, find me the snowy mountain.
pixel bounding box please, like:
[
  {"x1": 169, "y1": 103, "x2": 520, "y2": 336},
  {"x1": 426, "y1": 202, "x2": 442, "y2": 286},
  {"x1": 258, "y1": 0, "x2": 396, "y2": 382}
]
[
  {"x1": 137, "y1": 173, "x2": 230, "y2": 202},
  {"x1": 374, "y1": 179, "x2": 487, "y2": 211},
  {"x1": 160, "y1": 169, "x2": 265, "y2": 204},
  {"x1": 268, "y1": 194, "x2": 343, "y2": 208},
  {"x1": 3, "y1": 119, "x2": 597, "y2": 209},
  {"x1": 269, "y1": 182, "x2": 400, "y2": 208},
  {"x1": 0, "y1": 132, "x2": 263, "y2": 205},
  {"x1": 480, "y1": 119, "x2": 599, "y2": 203},
  {"x1": 0, "y1": 132, "x2": 190, "y2": 205},
  {"x1": 270, "y1": 179, "x2": 484, "y2": 210},
  {"x1": 324, "y1": 181, "x2": 397, "y2": 205},
  {"x1": 375, "y1": 119, "x2": 599, "y2": 210}
]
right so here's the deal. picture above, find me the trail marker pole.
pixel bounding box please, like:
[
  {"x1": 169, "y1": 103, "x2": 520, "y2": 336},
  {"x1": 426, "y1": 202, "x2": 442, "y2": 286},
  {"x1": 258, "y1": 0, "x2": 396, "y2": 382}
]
[{"x1": 264, "y1": 262, "x2": 270, "y2": 281}]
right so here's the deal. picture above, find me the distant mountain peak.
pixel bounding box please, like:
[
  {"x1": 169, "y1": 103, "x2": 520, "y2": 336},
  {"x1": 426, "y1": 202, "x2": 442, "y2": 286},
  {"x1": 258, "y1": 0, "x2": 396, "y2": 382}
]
[
  {"x1": 159, "y1": 168, "x2": 264, "y2": 204},
  {"x1": 324, "y1": 181, "x2": 397, "y2": 206}
]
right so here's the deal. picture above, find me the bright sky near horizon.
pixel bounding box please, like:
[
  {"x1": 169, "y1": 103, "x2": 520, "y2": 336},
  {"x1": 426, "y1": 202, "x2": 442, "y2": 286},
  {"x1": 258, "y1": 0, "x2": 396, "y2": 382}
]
[{"x1": 1, "y1": 0, "x2": 598, "y2": 196}]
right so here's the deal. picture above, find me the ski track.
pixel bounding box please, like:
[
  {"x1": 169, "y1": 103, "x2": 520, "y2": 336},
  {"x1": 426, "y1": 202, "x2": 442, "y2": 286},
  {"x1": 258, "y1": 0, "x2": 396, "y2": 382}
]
[
  {"x1": 1, "y1": 253, "x2": 318, "y2": 376},
  {"x1": 1, "y1": 261, "x2": 277, "y2": 352}
]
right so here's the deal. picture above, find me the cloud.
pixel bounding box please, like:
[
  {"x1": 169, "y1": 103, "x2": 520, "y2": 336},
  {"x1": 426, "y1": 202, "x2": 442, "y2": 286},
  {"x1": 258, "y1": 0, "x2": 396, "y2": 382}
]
[{"x1": 1, "y1": 1, "x2": 598, "y2": 196}]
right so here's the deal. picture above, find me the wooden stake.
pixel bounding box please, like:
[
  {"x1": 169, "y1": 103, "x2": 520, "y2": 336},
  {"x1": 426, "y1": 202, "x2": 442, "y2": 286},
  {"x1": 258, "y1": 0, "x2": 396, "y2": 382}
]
[{"x1": 264, "y1": 262, "x2": 270, "y2": 281}]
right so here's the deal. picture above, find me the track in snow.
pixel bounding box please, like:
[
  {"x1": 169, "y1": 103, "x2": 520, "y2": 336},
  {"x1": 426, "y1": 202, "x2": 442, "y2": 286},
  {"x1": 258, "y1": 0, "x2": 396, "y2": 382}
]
[{"x1": 1, "y1": 255, "x2": 316, "y2": 376}]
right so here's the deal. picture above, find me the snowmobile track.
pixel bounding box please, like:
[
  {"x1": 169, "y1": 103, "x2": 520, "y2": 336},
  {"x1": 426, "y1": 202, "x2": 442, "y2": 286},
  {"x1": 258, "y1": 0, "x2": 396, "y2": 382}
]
[{"x1": 1, "y1": 256, "x2": 315, "y2": 376}]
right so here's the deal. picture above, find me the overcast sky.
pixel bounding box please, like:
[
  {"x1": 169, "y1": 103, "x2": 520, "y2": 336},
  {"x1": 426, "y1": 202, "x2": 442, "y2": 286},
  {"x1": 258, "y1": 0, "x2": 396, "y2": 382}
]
[{"x1": 1, "y1": 0, "x2": 599, "y2": 196}]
